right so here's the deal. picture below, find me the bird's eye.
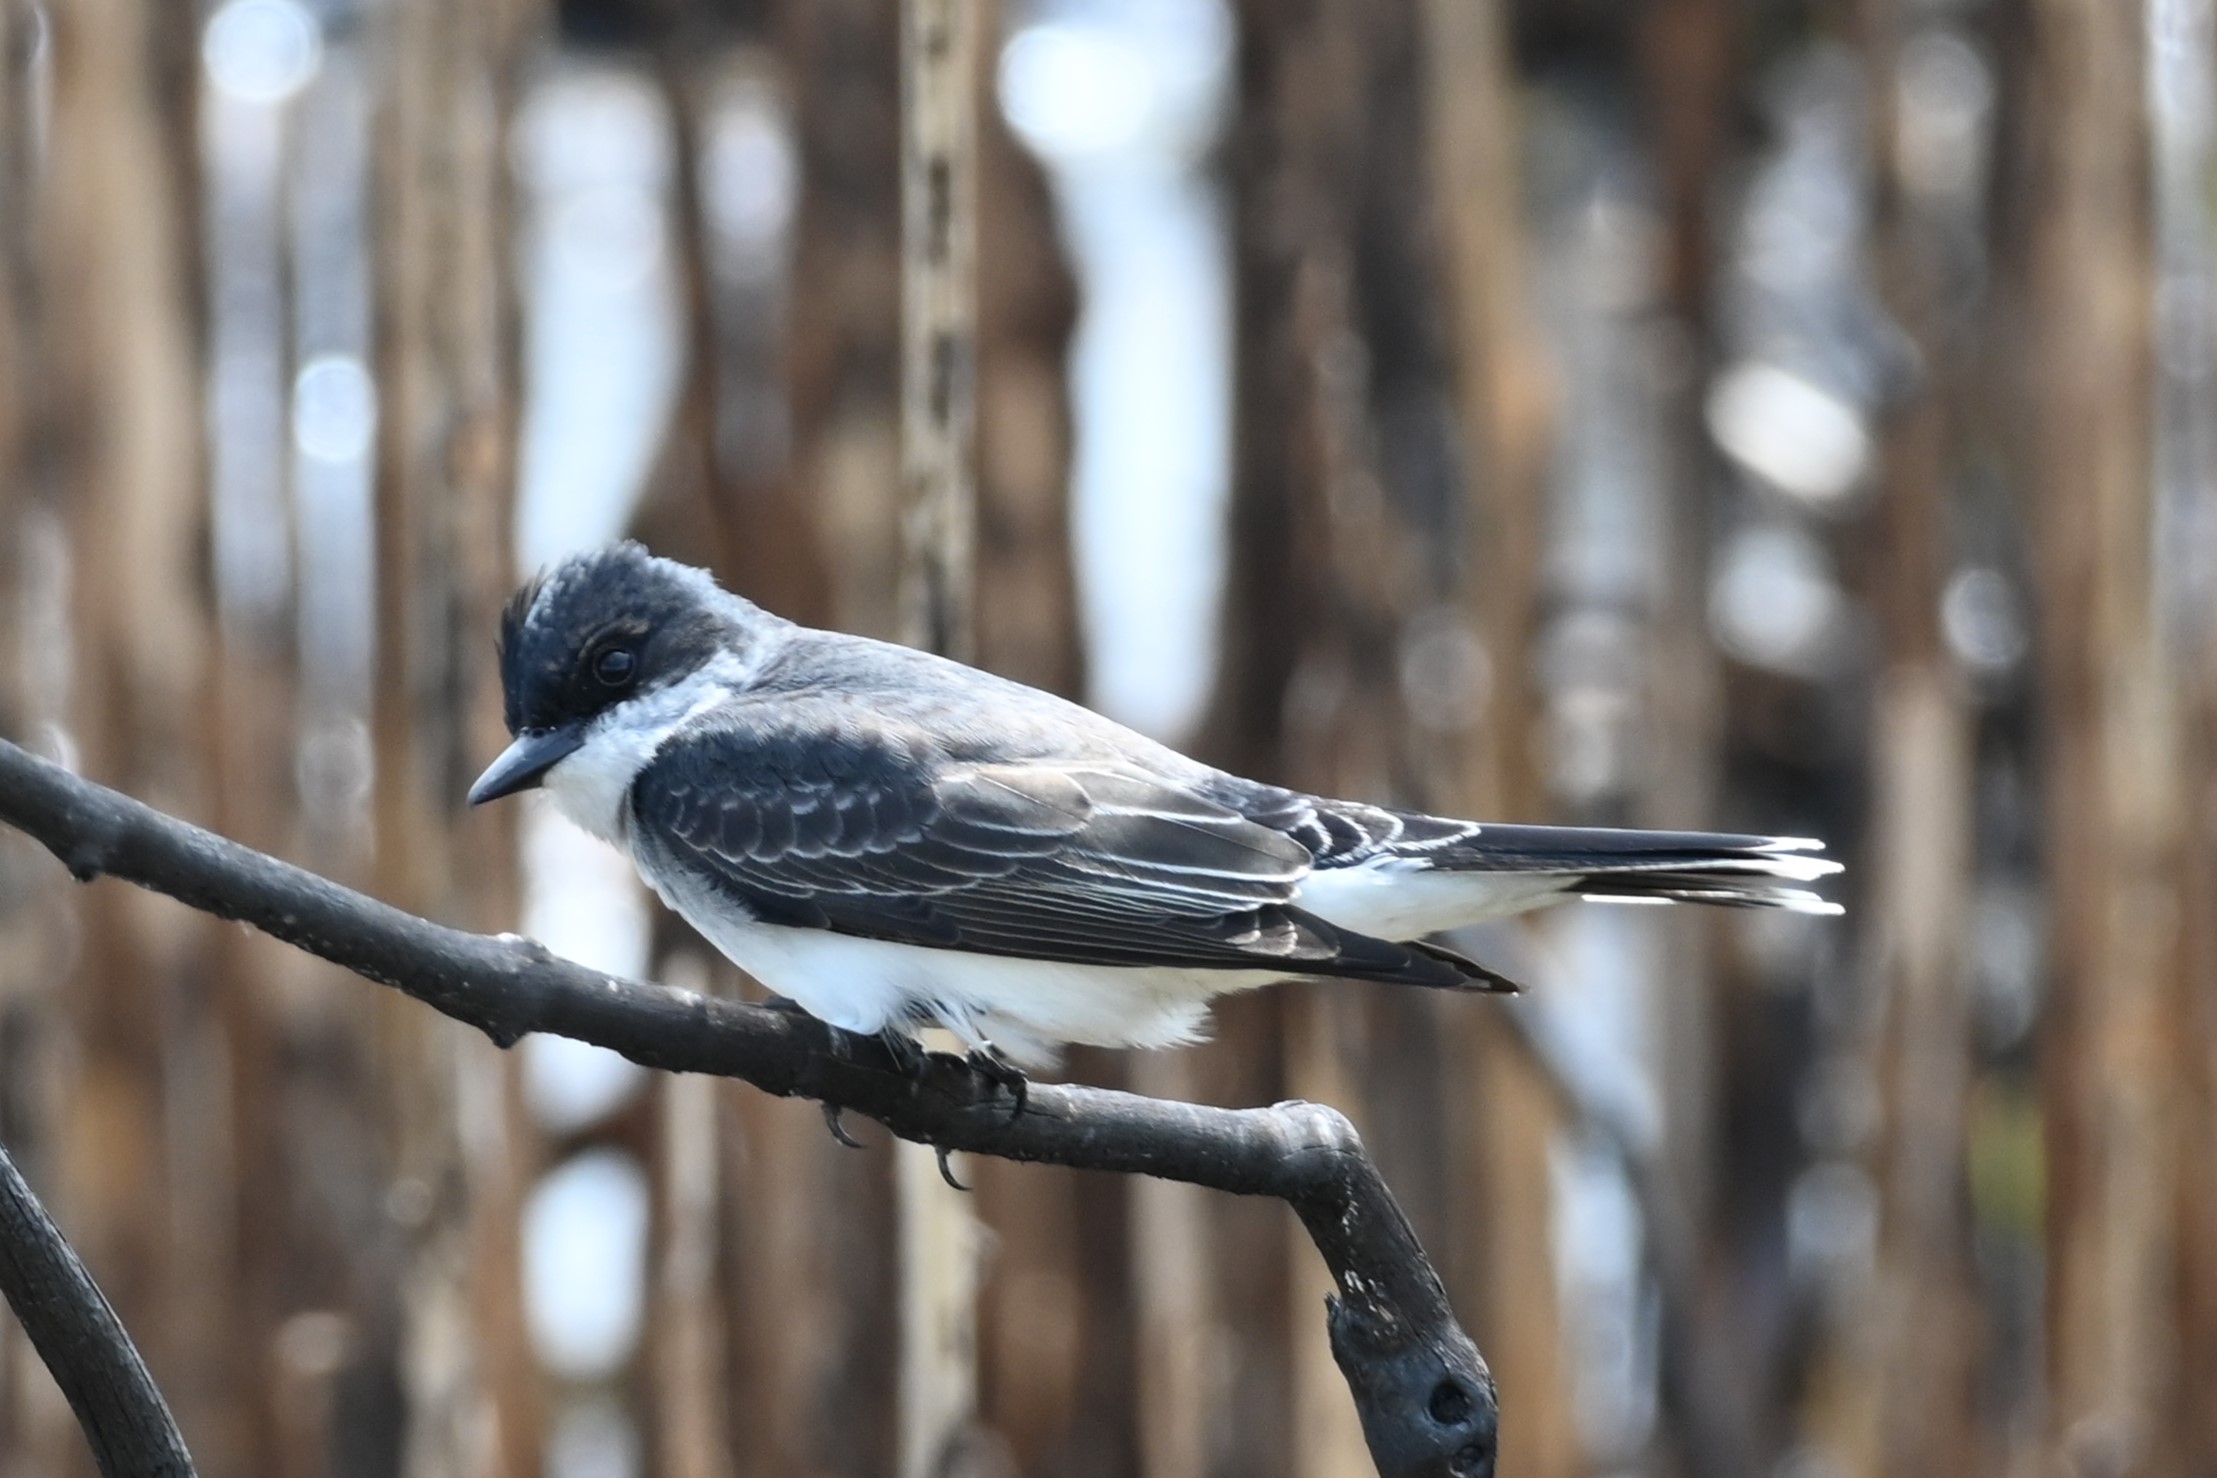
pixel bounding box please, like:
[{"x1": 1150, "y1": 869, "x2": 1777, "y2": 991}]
[{"x1": 593, "y1": 646, "x2": 637, "y2": 687}]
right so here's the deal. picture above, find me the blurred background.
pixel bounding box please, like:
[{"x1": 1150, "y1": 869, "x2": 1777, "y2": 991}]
[{"x1": 0, "y1": 0, "x2": 2211, "y2": 1475}]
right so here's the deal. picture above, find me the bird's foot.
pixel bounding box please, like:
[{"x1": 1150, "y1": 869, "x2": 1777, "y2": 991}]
[
  {"x1": 934, "y1": 1145, "x2": 971, "y2": 1193},
  {"x1": 809, "y1": 1030, "x2": 869, "y2": 1148},
  {"x1": 819, "y1": 1022, "x2": 921, "y2": 1078},
  {"x1": 820, "y1": 1102, "x2": 865, "y2": 1149},
  {"x1": 963, "y1": 1045, "x2": 1029, "y2": 1120}
]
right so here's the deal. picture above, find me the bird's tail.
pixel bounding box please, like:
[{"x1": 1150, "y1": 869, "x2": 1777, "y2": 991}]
[
  {"x1": 1435, "y1": 824, "x2": 1843, "y2": 915},
  {"x1": 1294, "y1": 817, "x2": 1843, "y2": 945}
]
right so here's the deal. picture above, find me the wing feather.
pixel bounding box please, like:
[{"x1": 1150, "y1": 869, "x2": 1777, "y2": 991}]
[{"x1": 629, "y1": 717, "x2": 1488, "y2": 988}]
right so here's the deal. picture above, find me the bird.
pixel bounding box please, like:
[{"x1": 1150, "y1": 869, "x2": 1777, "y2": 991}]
[{"x1": 469, "y1": 542, "x2": 1841, "y2": 1082}]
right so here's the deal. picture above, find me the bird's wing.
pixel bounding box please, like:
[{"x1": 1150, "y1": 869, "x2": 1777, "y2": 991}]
[
  {"x1": 1226, "y1": 787, "x2": 1485, "y2": 865},
  {"x1": 628, "y1": 718, "x2": 1488, "y2": 986}
]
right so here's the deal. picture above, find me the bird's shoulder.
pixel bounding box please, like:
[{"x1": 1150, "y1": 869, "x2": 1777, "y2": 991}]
[
  {"x1": 628, "y1": 694, "x2": 940, "y2": 868},
  {"x1": 749, "y1": 628, "x2": 1213, "y2": 769}
]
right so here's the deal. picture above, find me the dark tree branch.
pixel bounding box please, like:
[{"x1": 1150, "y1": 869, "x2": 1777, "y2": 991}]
[
  {"x1": 0, "y1": 738, "x2": 1497, "y2": 1478},
  {"x1": 0, "y1": 1135, "x2": 197, "y2": 1477}
]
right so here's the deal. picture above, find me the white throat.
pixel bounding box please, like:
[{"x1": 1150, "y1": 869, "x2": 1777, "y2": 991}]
[{"x1": 539, "y1": 654, "x2": 754, "y2": 848}]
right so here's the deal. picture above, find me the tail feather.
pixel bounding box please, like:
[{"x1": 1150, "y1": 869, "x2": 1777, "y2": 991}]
[
  {"x1": 1438, "y1": 824, "x2": 1844, "y2": 917},
  {"x1": 1571, "y1": 869, "x2": 1843, "y2": 915},
  {"x1": 1294, "y1": 817, "x2": 1844, "y2": 939}
]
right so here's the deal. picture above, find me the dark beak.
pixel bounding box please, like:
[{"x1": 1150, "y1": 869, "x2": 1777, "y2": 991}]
[{"x1": 468, "y1": 725, "x2": 587, "y2": 806}]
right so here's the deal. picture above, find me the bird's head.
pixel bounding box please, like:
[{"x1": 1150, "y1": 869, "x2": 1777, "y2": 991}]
[{"x1": 468, "y1": 542, "x2": 760, "y2": 806}]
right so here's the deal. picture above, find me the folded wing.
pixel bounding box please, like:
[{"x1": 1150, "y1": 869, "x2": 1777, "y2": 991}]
[{"x1": 628, "y1": 716, "x2": 1505, "y2": 990}]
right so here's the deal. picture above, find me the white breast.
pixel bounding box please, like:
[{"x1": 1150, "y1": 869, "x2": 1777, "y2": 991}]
[{"x1": 540, "y1": 662, "x2": 750, "y2": 846}]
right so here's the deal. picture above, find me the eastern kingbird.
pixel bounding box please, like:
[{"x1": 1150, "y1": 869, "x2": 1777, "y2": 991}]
[{"x1": 470, "y1": 543, "x2": 1841, "y2": 1072}]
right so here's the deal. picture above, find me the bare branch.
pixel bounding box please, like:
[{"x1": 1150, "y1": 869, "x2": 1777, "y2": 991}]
[
  {"x1": 0, "y1": 738, "x2": 1498, "y2": 1478},
  {"x1": 0, "y1": 1135, "x2": 196, "y2": 1477}
]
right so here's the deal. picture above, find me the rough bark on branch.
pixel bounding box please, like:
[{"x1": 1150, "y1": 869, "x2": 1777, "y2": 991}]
[
  {"x1": 0, "y1": 1135, "x2": 196, "y2": 1478},
  {"x1": 0, "y1": 738, "x2": 1499, "y2": 1478}
]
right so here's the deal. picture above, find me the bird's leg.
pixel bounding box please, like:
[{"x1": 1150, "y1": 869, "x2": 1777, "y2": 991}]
[
  {"x1": 963, "y1": 1044, "x2": 1029, "y2": 1121},
  {"x1": 934, "y1": 1145, "x2": 971, "y2": 1193}
]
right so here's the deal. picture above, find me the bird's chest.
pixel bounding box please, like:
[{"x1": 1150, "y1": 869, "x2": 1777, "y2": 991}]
[{"x1": 541, "y1": 727, "x2": 665, "y2": 847}]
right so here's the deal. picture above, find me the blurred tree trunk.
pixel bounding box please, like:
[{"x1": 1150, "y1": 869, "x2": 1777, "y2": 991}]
[
  {"x1": 0, "y1": 0, "x2": 64, "y2": 1467},
  {"x1": 780, "y1": 0, "x2": 904, "y2": 644},
  {"x1": 0, "y1": 0, "x2": 30, "y2": 743},
  {"x1": 1420, "y1": 6, "x2": 1576, "y2": 1478},
  {"x1": 632, "y1": 37, "x2": 823, "y2": 1476},
  {"x1": 1200, "y1": 2, "x2": 1575, "y2": 1475},
  {"x1": 1633, "y1": 6, "x2": 1782, "y2": 1475},
  {"x1": 970, "y1": 13, "x2": 1082, "y2": 703},
  {"x1": 1195, "y1": 2, "x2": 1369, "y2": 1468},
  {"x1": 1808, "y1": 9, "x2": 1981, "y2": 1476},
  {"x1": 961, "y1": 7, "x2": 1112, "y2": 1477},
  {"x1": 36, "y1": 8, "x2": 216, "y2": 1478},
  {"x1": 2151, "y1": 0, "x2": 2217, "y2": 1467},
  {"x1": 1420, "y1": 0, "x2": 1548, "y2": 821},
  {"x1": 640, "y1": 13, "x2": 1091, "y2": 1442},
  {"x1": 650, "y1": 1025, "x2": 732, "y2": 1478},
  {"x1": 700, "y1": 7, "x2": 904, "y2": 1476},
  {"x1": 369, "y1": 1, "x2": 541, "y2": 1474},
  {"x1": 893, "y1": 2, "x2": 988, "y2": 1474},
  {"x1": 2180, "y1": 592, "x2": 2217, "y2": 1474},
  {"x1": 2023, "y1": 3, "x2": 2183, "y2": 1473},
  {"x1": 199, "y1": 50, "x2": 321, "y2": 1478},
  {"x1": 642, "y1": 28, "x2": 833, "y2": 623}
]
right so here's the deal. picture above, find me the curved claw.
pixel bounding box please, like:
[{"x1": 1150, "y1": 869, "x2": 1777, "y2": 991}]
[
  {"x1": 934, "y1": 1145, "x2": 970, "y2": 1193},
  {"x1": 964, "y1": 1046, "x2": 1030, "y2": 1120},
  {"x1": 821, "y1": 1102, "x2": 865, "y2": 1149}
]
